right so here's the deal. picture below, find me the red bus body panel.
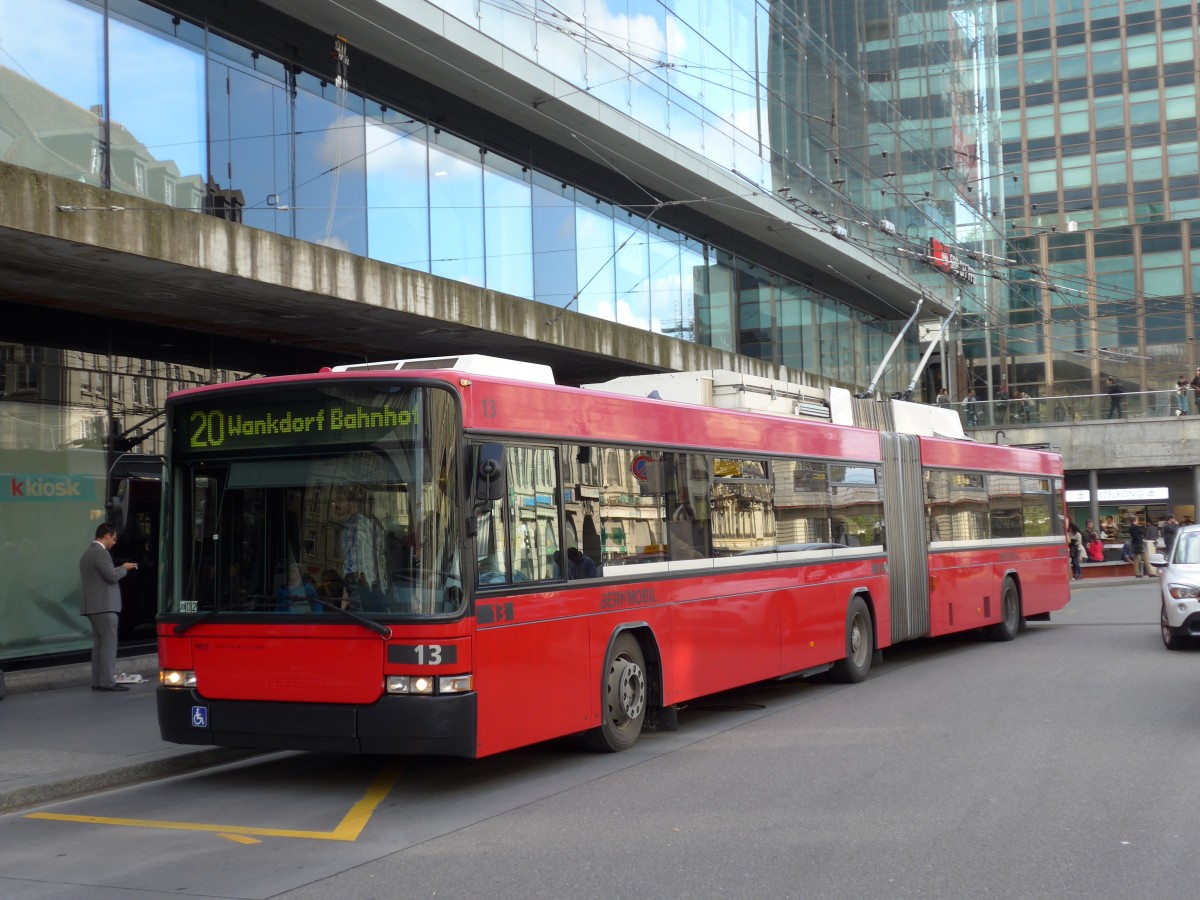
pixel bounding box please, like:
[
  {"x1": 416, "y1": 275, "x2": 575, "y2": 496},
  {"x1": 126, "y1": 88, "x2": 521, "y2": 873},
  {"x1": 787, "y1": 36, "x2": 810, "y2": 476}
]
[{"x1": 161, "y1": 369, "x2": 1069, "y2": 758}]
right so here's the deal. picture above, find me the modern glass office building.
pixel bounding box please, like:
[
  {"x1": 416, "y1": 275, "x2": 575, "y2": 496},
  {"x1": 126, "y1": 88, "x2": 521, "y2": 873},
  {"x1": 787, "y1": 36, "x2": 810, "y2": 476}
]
[
  {"x1": 0, "y1": 0, "x2": 997, "y2": 662},
  {"x1": 993, "y1": 0, "x2": 1200, "y2": 402}
]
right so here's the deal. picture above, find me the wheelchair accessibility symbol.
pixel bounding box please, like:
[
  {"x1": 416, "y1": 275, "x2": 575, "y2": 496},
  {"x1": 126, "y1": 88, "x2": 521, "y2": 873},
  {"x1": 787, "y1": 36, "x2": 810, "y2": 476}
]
[{"x1": 191, "y1": 706, "x2": 208, "y2": 728}]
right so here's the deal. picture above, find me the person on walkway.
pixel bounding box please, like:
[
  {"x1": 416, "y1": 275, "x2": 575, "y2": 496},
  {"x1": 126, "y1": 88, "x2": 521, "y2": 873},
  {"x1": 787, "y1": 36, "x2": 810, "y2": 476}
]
[
  {"x1": 1163, "y1": 514, "x2": 1181, "y2": 559},
  {"x1": 1066, "y1": 519, "x2": 1083, "y2": 580},
  {"x1": 1145, "y1": 517, "x2": 1161, "y2": 555},
  {"x1": 964, "y1": 391, "x2": 980, "y2": 427},
  {"x1": 1019, "y1": 390, "x2": 1036, "y2": 423},
  {"x1": 935, "y1": 388, "x2": 950, "y2": 410},
  {"x1": 1191, "y1": 368, "x2": 1200, "y2": 413},
  {"x1": 1084, "y1": 520, "x2": 1105, "y2": 562},
  {"x1": 1176, "y1": 375, "x2": 1190, "y2": 416},
  {"x1": 1129, "y1": 515, "x2": 1150, "y2": 577},
  {"x1": 1105, "y1": 377, "x2": 1123, "y2": 419},
  {"x1": 79, "y1": 523, "x2": 136, "y2": 692}
]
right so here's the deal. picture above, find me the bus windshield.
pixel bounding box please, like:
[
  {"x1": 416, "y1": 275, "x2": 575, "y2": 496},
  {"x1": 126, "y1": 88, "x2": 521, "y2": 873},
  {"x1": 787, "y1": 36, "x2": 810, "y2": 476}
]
[{"x1": 164, "y1": 384, "x2": 463, "y2": 619}]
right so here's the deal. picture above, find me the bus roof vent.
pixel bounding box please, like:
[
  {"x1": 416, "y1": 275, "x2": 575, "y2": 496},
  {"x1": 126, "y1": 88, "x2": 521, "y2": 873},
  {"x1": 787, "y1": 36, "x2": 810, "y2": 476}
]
[{"x1": 332, "y1": 355, "x2": 556, "y2": 384}]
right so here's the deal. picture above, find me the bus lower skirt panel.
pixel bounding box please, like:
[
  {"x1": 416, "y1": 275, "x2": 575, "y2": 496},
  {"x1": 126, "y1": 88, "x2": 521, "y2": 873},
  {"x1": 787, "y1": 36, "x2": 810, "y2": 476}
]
[{"x1": 157, "y1": 688, "x2": 477, "y2": 756}]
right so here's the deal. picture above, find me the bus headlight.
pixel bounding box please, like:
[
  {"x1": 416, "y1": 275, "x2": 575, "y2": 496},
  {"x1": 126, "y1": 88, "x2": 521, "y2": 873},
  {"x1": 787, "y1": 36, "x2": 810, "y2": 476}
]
[
  {"x1": 438, "y1": 675, "x2": 474, "y2": 694},
  {"x1": 386, "y1": 675, "x2": 434, "y2": 695},
  {"x1": 386, "y1": 674, "x2": 472, "y2": 695},
  {"x1": 160, "y1": 669, "x2": 196, "y2": 689}
]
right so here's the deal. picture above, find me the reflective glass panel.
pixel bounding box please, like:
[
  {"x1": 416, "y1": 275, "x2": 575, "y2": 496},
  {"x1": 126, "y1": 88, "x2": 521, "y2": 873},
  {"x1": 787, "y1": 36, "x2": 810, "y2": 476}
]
[
  {"x1": 107, "y1": 7, "x2": 207, "y2": 207},
  {"x1": 294, "y1": 75, "x2": 367, "y2": 255},
  {"x1": 0, "y1": 0, "x2": 105, "y2": 186},
  {"x1": 429, "y1": 133, "x2": 484, "y2": 285},
  {"x1": 483, "y1": 155, "x2": 533, "y2": 298},
  {"x1": 366, "y1": 116, "x2": 430, "y2": 271}
]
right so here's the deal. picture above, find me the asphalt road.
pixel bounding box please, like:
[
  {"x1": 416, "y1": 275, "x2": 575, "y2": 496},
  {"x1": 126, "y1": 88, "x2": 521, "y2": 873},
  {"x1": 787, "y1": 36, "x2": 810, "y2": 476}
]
[{"x1": 4, "y1": 578, "x2": 1195, "y2": 900}]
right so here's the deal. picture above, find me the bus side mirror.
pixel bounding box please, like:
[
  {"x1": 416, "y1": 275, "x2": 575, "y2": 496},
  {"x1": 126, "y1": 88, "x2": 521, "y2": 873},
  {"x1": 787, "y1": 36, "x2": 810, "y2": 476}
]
[{"x1": 475, "y1": 443, "x2": 506, "y2": 503}]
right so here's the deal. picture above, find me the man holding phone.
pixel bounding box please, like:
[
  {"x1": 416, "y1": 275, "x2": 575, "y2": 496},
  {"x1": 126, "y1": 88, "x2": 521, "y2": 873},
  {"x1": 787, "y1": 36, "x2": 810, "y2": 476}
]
[{"x1": 79, "y1": 523, "x2": 137, "y2": 692}]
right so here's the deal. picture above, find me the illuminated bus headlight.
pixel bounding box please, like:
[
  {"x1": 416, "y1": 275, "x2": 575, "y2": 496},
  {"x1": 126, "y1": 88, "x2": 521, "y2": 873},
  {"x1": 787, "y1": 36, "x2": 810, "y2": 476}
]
[
  {"x1": 386, "y1": 675, "x2": 435, "y2": 695},
  {"x1": 160, "y1": 669, "x2": 196, "y2": 689},
  {"x1": 438, "y1": 675, "x2": 474, "y2": 694},
  {"x1": 386, "y1": 674, "x2": 472, "y2": 695}
]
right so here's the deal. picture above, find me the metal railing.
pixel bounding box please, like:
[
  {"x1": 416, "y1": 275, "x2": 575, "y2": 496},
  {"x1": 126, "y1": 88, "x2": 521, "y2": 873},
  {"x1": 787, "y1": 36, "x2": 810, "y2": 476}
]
[{"x1": 951, "y1": 390, "x2": 1192, "y2": 429}]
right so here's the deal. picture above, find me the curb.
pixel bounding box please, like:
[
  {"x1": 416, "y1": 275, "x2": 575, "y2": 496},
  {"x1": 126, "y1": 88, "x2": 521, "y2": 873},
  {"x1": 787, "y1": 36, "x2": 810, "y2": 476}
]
[
  {"x1": 1070, "y1": 576, "x2": 1157, "y2": 590},
  {"x1": 0, "y1": 747, "x2": 264, "y2": 816},
  {"x1": 2, "y1": 654, "x2": 159, "y2": 697}
]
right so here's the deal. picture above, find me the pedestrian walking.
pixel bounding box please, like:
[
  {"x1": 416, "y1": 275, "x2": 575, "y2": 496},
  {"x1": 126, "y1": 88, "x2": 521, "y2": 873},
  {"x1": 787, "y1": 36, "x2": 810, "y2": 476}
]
[
  {"x1": 964, "y1": 392, "x2": 980, "y2": 427},
  {"x1": 1163, "y1": 514, "x2": 1181, "y2": 558},
  {"x1": 1105, "y1": 377, "x2": 1123, "y2": 419},
  {"x1": 1130, "y1": 515, "x2": 1150, "y2": 577},
  {"x1": 79, "y1": 523, "x2": 137, "y2": 692},
  {"x1": 1066, "y1": 518, "x2": 1083, "y2": 580}
]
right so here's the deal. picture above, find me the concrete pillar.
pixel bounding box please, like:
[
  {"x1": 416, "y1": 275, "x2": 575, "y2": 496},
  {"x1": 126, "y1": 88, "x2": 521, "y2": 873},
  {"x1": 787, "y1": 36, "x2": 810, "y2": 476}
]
[
  {"x1": 1191, "y1": 465, "x2": 1200, "y2": 518},
  {"x1": 1089, "y1": 469, "x2": 1100, "y2": 530}
]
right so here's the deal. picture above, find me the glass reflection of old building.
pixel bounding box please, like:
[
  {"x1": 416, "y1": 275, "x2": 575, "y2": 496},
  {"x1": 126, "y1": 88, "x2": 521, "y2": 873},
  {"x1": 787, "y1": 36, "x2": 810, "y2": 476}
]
[{"x1": 0, "y1": 0, "x2": 997, "y2": 663}]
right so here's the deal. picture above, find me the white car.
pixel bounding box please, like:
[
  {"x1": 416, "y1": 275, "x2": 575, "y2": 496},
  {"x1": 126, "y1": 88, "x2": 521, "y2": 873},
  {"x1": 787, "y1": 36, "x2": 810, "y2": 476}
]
[{"x1": 1156, "y1": 524, "x2": 1200, "y2": 650}]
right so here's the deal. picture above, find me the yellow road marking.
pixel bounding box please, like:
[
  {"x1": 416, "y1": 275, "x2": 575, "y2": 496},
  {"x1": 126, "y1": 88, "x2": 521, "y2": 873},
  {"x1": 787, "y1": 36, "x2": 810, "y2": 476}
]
[
  {"x1": 25, "y1": 760, "x2": 404, "y2": 842},
  {"x1": 219, "y1": 833, "x2": 261, "y2": 845}
]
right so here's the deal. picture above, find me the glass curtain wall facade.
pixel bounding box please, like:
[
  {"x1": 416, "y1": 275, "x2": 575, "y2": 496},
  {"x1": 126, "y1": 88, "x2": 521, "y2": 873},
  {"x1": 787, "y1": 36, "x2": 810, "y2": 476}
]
[
  {"x1": 0, "y1": 0, "x2": 1005, "y2": 386},
  {"x1": 993, "y1": 0, "x2": 1200, "y2": 402},
  {"x1": 0, "y1": 0, "x2": 1003, "y2": 661}
]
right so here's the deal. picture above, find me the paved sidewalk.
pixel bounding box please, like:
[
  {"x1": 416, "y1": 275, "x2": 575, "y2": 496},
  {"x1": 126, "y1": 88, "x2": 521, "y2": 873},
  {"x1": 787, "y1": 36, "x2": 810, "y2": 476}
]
[{"x1": 0, "y1": 655, "x2": 257, "y2": 815}]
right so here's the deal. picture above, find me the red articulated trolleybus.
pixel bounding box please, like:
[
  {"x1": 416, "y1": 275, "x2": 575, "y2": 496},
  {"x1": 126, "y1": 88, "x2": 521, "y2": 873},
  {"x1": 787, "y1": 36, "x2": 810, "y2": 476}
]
[{"x1": 157, "y1": 355, "x2": 1069, "y2": 757}]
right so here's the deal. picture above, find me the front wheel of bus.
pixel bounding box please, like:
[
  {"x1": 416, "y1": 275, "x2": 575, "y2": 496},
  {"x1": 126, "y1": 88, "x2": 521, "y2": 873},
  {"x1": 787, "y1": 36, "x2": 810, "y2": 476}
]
[
  {"x1": 584, "y1": 633, "x2": 647, "y2": 752},
  {"x1": 829, "y1": 596, "x2": 872, "y2": 684},
  {"x1": 985, "y1": 578, "x2": 1020, "y2": 642}
]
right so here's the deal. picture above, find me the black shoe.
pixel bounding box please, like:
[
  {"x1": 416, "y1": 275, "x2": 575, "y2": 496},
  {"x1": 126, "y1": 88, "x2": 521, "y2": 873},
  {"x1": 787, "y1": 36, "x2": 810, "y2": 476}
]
[{"x1": 92, "y1": 684, "x2": 130, "y2": 692}]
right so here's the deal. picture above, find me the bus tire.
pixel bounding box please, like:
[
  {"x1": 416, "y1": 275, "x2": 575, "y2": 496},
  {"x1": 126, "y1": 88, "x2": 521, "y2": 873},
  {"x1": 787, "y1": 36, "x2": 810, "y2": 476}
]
[
  {"x1": 829, "y1": 596, "x2": 873, "y2": 684},
  {"x1": 583, "y1": 632, "x2": 648, "y2": 752},
  {"x1": 984, "y1": 578, "x2": 1020, "y2": 642}
]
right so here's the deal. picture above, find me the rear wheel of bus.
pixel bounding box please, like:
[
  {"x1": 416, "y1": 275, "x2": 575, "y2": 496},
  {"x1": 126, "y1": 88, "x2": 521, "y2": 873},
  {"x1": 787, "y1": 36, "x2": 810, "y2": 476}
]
[
  {"x1": 984, "y1": 578, "x2": 1021, "y2": 642},
  {"x1": 584, "y1": 632, "x2": 647, "y2": 752},
  {"x1": 829, "y1": 596, "x2": 873, "y2": 683}
]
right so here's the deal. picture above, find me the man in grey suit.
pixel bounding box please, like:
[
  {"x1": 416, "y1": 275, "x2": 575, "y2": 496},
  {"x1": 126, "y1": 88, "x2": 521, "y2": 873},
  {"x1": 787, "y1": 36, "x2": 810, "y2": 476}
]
[{"x1": 79, "y1": 523, "x2": 137, "y2": 692}]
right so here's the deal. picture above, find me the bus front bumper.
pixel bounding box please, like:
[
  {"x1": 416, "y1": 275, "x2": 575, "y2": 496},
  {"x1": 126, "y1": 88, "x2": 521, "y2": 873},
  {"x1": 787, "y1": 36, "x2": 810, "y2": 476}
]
[{"x1": 157, "y1": 687, "x2": 477, "y2": 757}]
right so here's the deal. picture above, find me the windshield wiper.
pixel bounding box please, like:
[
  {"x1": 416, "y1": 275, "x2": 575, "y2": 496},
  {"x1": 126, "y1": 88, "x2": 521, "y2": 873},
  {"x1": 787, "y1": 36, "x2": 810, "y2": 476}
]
[
  {"x1": 310, "y1": 596, "x2": 393, "y2": 639},
  {"x1": 173, "y1": 608, "x2": 221, "y2": 635},
  {"x1": 173, "y1": 600, "x2": 390, "y2": 639}
]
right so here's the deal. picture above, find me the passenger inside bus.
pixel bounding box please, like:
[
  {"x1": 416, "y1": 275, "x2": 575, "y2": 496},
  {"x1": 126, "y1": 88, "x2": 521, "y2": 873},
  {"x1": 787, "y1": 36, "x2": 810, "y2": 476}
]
[{"x1": 333, "y1": 485, "x2": 389, "y2": 612}]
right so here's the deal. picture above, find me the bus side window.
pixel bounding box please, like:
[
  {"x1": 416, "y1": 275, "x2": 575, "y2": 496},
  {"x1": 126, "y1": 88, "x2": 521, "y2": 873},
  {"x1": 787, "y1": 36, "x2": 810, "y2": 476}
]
[
  {"x1": 475, "y1": 497, "x2": 509, "y2": 585},
  {"x1": 477, "y1": 444, "x2": 562, "y2": 585},
  {"x1": 666, "y1": 452, "x2": 711, "y2": 560}
]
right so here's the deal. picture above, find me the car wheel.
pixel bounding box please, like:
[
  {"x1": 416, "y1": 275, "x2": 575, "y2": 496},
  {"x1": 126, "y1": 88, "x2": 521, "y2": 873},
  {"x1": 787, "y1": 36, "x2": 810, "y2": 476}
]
[{"x1": 1162, "y1": 605, "x2": 1190, "y2": 650}]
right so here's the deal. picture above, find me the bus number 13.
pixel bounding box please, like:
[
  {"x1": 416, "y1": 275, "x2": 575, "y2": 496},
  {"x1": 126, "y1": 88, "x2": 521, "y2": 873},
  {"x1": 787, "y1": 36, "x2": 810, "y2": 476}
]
[{"x1": 387, "y1": 644, "x2": 458, "y2": 665}]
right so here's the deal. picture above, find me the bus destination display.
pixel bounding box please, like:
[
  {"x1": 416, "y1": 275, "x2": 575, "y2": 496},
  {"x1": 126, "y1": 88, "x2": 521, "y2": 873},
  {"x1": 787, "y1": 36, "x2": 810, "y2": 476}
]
[{"x1": 175, "y1": 392, "x2": 421, "y2": 453}]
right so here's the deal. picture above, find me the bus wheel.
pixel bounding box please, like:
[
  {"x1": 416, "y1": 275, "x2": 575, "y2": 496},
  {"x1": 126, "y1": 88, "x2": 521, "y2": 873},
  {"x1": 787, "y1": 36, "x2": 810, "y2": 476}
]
[
  {"x1": 829, "y1": 596, "x2": 873, "y2": 683},
  {"x1": 584, "y1": 633, "x2": 647, "y2": 752},
  {"x1": 985, "y1": 578, "x2": 1020, "y2": 642}
]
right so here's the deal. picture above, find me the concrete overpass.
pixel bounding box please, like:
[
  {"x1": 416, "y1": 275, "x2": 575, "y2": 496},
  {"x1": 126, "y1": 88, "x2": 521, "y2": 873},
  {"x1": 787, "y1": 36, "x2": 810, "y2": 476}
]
[{"x1": 0, "y1": 161, "x2": 817, "y2": 387}]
